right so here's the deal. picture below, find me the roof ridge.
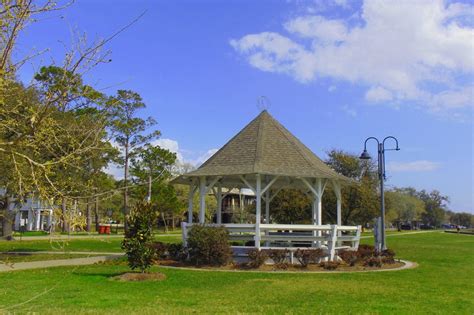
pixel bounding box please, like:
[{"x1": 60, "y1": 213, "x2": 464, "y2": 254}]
[{"x1": 254, "y1": 112, "x2": 266, "y2": 173}]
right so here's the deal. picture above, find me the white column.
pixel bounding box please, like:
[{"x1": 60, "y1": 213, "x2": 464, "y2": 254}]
[
  {"x1": 27, "y1": 209, "x2": 33, "y2": 231},
  {"x1": 35, "y1": 209, "x2": 41, "y2": 230},
  {"x1": 199, "y1": 176, "x2": 206, "y2": 223},
  {"x1": 188, "y1": 184, "x2": 195, "y2": 223},
  {"x1": 48, "y1": 210, "x2": 53, "y2": 228},
  {"x1": 217, "y1": 184, "x2": 222, "y2": 224},
  {"x1": 14, "y1": 211, "x2": 21, "y2": 231},
  {"x1": 255, "y1": 174, "x2": 262, "y2": 249},
  {"x1": 316, "y1": 179, "x2": 323, "y2": 226},
  {"x1": 265, "y1": 189, "x2": 270, "y2": 224},
  {"x1": 333, "y1": 180, "x2": 342, "y2": 226}
]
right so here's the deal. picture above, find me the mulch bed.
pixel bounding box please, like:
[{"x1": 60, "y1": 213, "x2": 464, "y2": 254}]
[{"x1": 156, "y1": 259, "x2": 405, "y2": 272}]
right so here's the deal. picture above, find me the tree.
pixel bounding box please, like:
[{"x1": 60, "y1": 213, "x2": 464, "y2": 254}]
[
  {"x1": 385, "y1": 190, "x2": 425, "y2": 228},
  {"x1": 109, "y1": 90, "x2": 161, "y2": 230},
  {"x1": 418, "y1": 190, "x2": 449, "y2": 227},
  {"x1": 0, "y1": 1, "x2": 118, "y2": 238},
  {"x1": 270, "y1": 189, "x2": 311, "y2": 224},
  {"x1": 121, "y1": 201, "x2": 157, "y2": 273},
  {"x1": 323, "y1": 150, "x2": 379, "y2": 226},
  {"x1": 131, "y1": 144, "x2": 181, "y2": 231}
]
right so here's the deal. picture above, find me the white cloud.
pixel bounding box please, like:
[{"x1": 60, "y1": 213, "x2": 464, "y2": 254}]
[
  {"x1": 230, "y1": 0, "x2": 474, "y2": 114},
  {"x1": 341, "y1": 104, "x2": 357, "y2": 117},
  {"x1": 328, "y1": 85, "x2": 337, "y2": 92},
  {"x1": 387, "y1": 160, "x2": 441, "y2": 172},
  {"x1": 151, "y1": 138, "x2": 184, "y2": 161},
  {"x1": 365, "y1": 86, "x2": 393, "y2": 102},
  {"x1": 104, "y1": 138, "x2": 217, "y2": 178}
]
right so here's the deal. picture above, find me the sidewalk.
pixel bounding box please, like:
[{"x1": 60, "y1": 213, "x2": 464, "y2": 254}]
[
  {"x1": 0, "y1": 254, "x2": 122, "y2": 273},
  {"x1": 10, "y1": 234, "x2": 125, "y2": 241}
]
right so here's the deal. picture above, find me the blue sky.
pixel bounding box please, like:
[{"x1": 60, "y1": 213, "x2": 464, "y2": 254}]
[{"x1": 16, "y1": 0, "x2": 473, "y2": 212}]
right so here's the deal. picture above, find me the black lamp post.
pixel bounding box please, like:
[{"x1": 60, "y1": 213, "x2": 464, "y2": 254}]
[{"x1": 360, "y1": 136, "x2": 400, "y2": 250}]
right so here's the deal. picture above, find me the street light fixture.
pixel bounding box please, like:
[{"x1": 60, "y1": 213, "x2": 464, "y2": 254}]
[{"x1": 360, "y1": 136, "x2": 400, "y2": 251}]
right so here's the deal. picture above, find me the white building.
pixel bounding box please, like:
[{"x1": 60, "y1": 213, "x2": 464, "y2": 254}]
[{"x1": 0, "y1": 189, "x2": 54, "y2": 232}]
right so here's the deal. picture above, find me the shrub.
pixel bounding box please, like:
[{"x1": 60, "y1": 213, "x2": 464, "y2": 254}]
[
  {"x1": 268, "y1": 249, "x2": 289, "y2": 270},
  {"x1": 149, "y1": 242, "x2": 168, "y2": 260},
  {"x1": 247, "y1": 248, "x2": 268, "y2": 268},
  {"x1": 121, "y1": 202, "x2": 157, "y2": 273},
  {"x1": 380, "y1": 248, "x2": 396, "y2": 264},
  {"x1": 364, "y1": 256, "x2": 383, "y2": 267},
  {"x1": 187, "y1": 225, "x2": 232, "y2": 266},
  {"x1": 168, "y1": 243, "x2": 187, "y2": 261},
  {"x1": 294, "y1": 248, "x2": 325, "y2": 267},
  {"x1": 357, "y1": 244, "x2": 375, "y2": 259},
  {"x1": 320, "y1": 261, "x2": 339, "y2": 270},
  {"x1": 339, "y1": 250, "x2": 359, "y2": 266}
]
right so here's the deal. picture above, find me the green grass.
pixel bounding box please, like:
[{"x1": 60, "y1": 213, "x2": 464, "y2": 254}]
[
  {"x1": 0, "y1": 234, "x2": 182, "y2": 253},
  {"x1": 0, "y1": 231, "x2": 472, "y2": 314}
]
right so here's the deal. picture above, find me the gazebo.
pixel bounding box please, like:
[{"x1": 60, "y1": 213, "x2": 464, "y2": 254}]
[{"x1": 172, "y1": 110, "x2": 361, "y2": 260}]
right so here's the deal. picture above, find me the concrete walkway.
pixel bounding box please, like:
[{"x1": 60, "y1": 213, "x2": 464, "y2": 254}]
[
  {"x1": 0, "y1": 253, "x2": 123, "y2": 273},
  {"x1": 360, "y1": 230, "x2": 440, "y2": 239},
  {"x1": 8, "y1": 233, "x2": 181, "y2": 241}
]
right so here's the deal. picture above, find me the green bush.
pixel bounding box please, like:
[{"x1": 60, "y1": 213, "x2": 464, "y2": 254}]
[
  {"x1": 319, "y1": 261, "x2": 340, "y2": 270},
  {"x1": 364, "y1": 256, "x2": 383, "y2": 267},
  {"x1": 121, "y1": 202, "x2": 157, "y2": 273},
  {"x1": 357, "y1": 244, "x2": 375, "y2": 259},
  {"x1": 268, "y1": 249, "x2": 289, "y2": 270},
  {"x1": 380, "y1": 248, "x2": 396, "y2": 264},
  {"x1": 187, "y1": 225, "x2": 232, "y2": 266},
  {"x1": 167, "y1": 243, "x2": 187, "y2": 261},
  {"x1": 294, "y1": 248, "x2": 325, "y2": 267},
  {"x1": 339, "y1": 250, "x2": 359, "y2": 266},
  {"x1": 247, "y1": 248, "x2": 268, "y2": 268},
  {"x1": 149, "y1": 241, "x2": 168, "y2": 260}
]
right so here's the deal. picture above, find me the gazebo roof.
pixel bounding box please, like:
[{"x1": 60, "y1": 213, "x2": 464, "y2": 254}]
[{"x1": 173, "y1": 110, "x2": 352, "y2": 185}]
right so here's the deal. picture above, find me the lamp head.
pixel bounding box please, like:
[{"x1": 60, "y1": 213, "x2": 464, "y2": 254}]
[{"x1": 359, "y1": 149, "x2": 371, "y2": 160}]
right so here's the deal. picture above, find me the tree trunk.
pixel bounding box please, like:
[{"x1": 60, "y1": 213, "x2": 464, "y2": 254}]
[
  {"x1": 94, "y1": 196, "x2": 100, "y2": 233},
  {"x1": 124, "y1": 140, "x2": 130, "y2": 232},
  {"x1": 61, "y1": 197, "x2": 69, "y2": 233},
  {"x1": 147, "y1": 173, "x2": 152, "y2": 203},
  {"x1": 161, "y1": 212, "x2": 168, "y2": 233},
  {"x1": 1, "y1": 196, "x2": 13, "y2": 240},
  {"x1": 86, "y1": 198, "x2": 91, "y2": 232}
]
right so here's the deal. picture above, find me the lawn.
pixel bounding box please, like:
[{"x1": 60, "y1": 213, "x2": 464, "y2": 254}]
[
  {"x1": 0, "y1": 234, "x2": 182, "y2": 253},
  {"x1": 0, "y1": 231, "x2": 472, "y2": 314}
]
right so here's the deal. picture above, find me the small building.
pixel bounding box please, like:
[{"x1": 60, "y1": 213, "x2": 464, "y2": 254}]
[
  {"x1": 173, "y1": 110, "x2": 361, "y2": 261},
  {"x1": 0, "y1": 189, "x2": 53, "y2": 232}
]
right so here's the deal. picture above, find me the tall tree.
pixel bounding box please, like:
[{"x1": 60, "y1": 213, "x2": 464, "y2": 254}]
[
  {"x1": 109, "y1": 90, "x2": 160, "y2": 229},
  {"x1": 385, "y1": 190, "x2": 425, "y2": 228},
  {"x1": 323, "y1": 150, "x2": 379, "y2": 226}
]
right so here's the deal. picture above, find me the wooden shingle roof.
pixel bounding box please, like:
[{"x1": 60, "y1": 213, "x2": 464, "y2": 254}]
[{"x1": 174, "y1": 110, "x2": 351, "y2": 183}]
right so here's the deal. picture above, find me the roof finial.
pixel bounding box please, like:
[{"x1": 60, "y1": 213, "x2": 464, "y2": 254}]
[{"x1": 257, "y1": 96, "x2": 271, "y2": 112}]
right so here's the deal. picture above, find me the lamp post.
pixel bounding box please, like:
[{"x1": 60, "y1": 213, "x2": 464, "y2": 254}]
[{"x1": 360, "y1": 136, "x2": 400, "y2": 251}]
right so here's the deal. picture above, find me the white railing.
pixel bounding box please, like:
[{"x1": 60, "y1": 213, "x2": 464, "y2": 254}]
[{"x1": 181, "y1": 222, "x2": 361, "y2": 261}]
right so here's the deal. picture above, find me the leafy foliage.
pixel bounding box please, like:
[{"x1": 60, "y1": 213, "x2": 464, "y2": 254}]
[
  {"x1": 339, "y1": 250, "x2": 359, "y2": 266},
  {"x1": 187, "y1": 225, "x2": 232, "y2": 266},
  {"x1": 121, "y1": 202, "x2": 157, "y2": 272},
  {"x1": 247, "y1": 248, "x2": 269, "y2": 268},
  {"x1": 319, "y1": 261, "x2": 340, "y2": 270},
  {"x1": 294, "y1": 248, "x2": 325, "y2": 267},
  {"x1": 268, "y1": 249, "x2": 290, "y2": 270}
]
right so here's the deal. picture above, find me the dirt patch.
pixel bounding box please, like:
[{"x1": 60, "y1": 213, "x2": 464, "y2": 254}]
[{"x1": 110, "y1": 272, "x2": 166, "y2": 282}]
